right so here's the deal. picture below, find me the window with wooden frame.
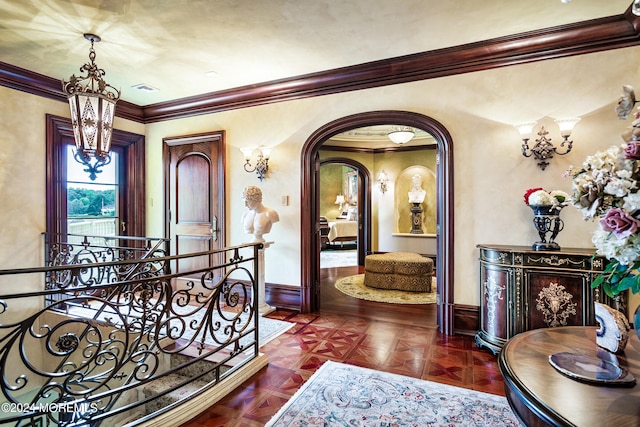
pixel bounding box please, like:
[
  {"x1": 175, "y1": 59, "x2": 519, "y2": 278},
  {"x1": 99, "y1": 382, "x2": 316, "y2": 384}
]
[{"x1": 45, "y1": 114, "x2": 146, "y2": 241}]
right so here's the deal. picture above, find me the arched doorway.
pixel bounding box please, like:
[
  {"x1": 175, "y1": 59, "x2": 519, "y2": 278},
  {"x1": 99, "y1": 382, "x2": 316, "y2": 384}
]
[
  {"x1": 319, "y1": 158, "x2": 372, "y2": 267},
  {"x1": 301, "y1": 110, "x2": 454, "y2": 335}
]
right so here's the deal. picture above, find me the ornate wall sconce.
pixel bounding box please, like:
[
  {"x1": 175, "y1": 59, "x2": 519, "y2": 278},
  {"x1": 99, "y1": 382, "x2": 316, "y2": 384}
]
[
  {"x1": 241, "y1": 146, "x2": 271, "y2": 181},
  {"x1": 62, "y1": 33, "x2": 120, "y2": 180},
  {"x1": 515, "y1": 118, "x2": 580, "y2": 170},
  {"x1": 377, "y1": 171, "x2": 389, "y2": 194}
]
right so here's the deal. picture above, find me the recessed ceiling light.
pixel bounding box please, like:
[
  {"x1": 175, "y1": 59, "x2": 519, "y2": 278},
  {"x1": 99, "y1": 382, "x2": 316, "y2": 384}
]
[
  {"x1": 205, "y1": 70, "x2": 218, "y2": 78},
  {"x1": 131, "y1": 83, "x2": 158, "y2": 92}
]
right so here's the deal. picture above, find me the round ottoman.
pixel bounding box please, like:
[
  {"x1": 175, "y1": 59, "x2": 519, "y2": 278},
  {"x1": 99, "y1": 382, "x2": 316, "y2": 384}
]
[{"x1": 364, "y1": 252, "x2": 433, "y2": 292}]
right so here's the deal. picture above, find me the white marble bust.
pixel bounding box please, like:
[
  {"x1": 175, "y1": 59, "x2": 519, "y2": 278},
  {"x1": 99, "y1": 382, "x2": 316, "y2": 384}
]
[
  {"x1": 408, "y1": 174, "x2": 426, "y2": 204},
  {"x1": 241, "y1": 186, "x2": 279, "y2": 243}
]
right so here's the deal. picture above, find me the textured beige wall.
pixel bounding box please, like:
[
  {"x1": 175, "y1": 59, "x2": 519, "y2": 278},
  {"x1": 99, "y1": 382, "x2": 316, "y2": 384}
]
[
  {"x1": 319, "y1": 164, "x2": 353, "y2": 220},
  {"x1": 144, "y1": 46, "x2": 640, "y2": 305},
  {"x1": 2, "y1": 45, "x2": 640, "y2": 309},
  {"x1": 0, "y1": 86, "x2": 144, "y2": 268},
  {"x1": 0, "y1": 87, "x2": 63, "y2": 271}
]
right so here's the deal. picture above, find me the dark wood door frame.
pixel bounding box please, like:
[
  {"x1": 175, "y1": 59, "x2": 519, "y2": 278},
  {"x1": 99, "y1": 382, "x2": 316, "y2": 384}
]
[
  {"x1": 301, "y1": 111, "x2": 454, "y2": 335},
  {"x1": 163, "y1": 132, "x2": 226, "y2": 260},
  {"x1": 319, "y1": 158, "x2": 372, "y2": 266}
]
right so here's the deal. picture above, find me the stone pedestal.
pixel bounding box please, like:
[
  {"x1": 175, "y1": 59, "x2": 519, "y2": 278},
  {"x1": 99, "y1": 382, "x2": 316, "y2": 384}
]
[
  {"x1": 410, "y1": 203, "x2": 423, "y2": 234},
  {"x1": 255, "y1": 243, "x2": 275, "y2": 316}
]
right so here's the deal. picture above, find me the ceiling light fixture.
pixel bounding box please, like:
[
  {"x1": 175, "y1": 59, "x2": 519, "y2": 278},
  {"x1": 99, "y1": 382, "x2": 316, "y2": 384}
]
[
  {"x1": 62, "y1": 33, "x2": 120, "y2": 180},
  {"x1": 387, "y1": 127, "x2": 415, "y2": 144}
]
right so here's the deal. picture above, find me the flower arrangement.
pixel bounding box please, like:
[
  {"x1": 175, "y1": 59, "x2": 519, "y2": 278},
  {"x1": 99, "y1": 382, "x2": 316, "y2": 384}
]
[
  {"x1": 570, "y1": 85, "x2": 640, "y2": 297},
  {"x1": 523, "y1": 188, "x2": 569, "y2": 210},
  {"x1": 524, "y1": 188, "x2": 570, "y2": 251}
]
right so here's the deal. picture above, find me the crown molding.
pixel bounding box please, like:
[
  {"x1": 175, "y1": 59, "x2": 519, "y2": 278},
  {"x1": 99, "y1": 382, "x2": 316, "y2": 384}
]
[
  {"x1": 1, "y1": 10, "x2": 639, "y2": 124},
  {"x1": 0, "y1": 62, "x2": 145, "y2": 123},
  {"x1": 320, "y1": 144, "x2": 436, "y2": 154}
]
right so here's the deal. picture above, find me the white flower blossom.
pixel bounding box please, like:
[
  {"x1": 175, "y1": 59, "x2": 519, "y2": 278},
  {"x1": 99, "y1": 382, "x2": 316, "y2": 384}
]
[
  {"x1": 616, "y1": 169, "x2": 634, "y2": 180},
  {"x1": 604, "y1": 177, "x2": 634, "y2": 197},
  {"x1": 592, "y1": 226, "x2": 638, "y2": 264},
  {"x1": 549, "y1": 190, "x2": 569, "y2": 203},
  {"x1": 575, "y1": 141, "x2": 640, "y2": 272},
  {"x1": 623, "y1": 192, "x2": 640, "y2": 212},
  {"x1": 528, "y1": 190, "x2": 553, "y2": 205}
]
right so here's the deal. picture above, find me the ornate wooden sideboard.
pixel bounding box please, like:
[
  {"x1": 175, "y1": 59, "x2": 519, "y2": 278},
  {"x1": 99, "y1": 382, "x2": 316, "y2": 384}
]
[{"x1": 475, "y1": 244, "x2": 619, "y2": 355}]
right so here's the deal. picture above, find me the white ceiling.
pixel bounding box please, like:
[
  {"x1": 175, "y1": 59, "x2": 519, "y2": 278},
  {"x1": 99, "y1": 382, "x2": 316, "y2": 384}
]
[
  {"x1": 329, "y1": 126, "x2": 434, "y2": 149},
  {"x1": 0, "y1": 0, "x2": 632, "y2": 107}
]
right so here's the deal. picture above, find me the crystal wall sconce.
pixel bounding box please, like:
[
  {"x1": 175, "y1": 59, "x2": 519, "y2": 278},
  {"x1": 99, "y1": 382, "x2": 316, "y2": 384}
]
[
  {"x1": 515, "y1": 118, "x2": 580, "y2": 170},
  {"x1": 377, "y1": 171, "x2": 389, "y2": 194},
  {"x1": 241, "y1": 146, "x2": 271, "y2": 181}
]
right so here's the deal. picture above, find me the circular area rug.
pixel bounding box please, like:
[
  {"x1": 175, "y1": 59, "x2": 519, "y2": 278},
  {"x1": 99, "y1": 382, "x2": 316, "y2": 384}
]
[{"x1": 335, "y1": 274, "x2": 436, "y2": 304}]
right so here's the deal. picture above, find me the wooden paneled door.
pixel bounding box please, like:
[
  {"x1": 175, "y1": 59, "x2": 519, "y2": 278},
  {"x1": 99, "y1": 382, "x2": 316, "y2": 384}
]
[{"x1": 164, "y1": 132, "x2": 226, "y2": 276}]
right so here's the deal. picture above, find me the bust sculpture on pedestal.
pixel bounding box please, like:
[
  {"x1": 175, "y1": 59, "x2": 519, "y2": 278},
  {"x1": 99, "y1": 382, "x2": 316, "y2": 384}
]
[
  {"x1": 408, "y1": 174, "x2": 425, "y2": 234},
  {"x1": 408, "y1": 174, "x2": 426, "y2": 204},
  {"x1": 241, "y1": 185, "x2": 278, "y2": 316},
  {"x1": 241, "y1": 186, "x2": 279, "y2": 243}
]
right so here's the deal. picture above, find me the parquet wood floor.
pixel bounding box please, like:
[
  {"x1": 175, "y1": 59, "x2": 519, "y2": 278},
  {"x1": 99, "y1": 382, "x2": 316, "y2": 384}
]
[{"x1": 179, "y1": 266, "x2": 503, "y2": 426}]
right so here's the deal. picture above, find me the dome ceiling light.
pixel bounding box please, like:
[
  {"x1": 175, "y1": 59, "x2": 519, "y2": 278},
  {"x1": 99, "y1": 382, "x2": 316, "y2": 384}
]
[{"x1": 387, "y1": 127, "x2": 415, "y2": 144}]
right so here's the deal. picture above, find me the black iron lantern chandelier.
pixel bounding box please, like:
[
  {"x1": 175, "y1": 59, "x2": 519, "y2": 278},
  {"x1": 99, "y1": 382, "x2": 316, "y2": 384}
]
[{"x1": 62, "y1": 33, "x2": 120, "y2": 180}]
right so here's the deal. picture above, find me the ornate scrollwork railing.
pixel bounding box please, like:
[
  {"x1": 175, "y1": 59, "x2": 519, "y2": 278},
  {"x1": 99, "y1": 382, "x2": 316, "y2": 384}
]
[
  {"x1": 0, "y1": 239, "x2": 263, "y2": 427},
  {"x1": 43, "y1": 234, "x2": 170, "y2": 303}
]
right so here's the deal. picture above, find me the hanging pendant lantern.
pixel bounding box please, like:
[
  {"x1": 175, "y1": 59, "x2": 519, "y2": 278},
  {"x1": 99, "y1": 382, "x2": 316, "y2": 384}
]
[{"x1": 62, "y1": 33, "x2": 120, "y2": 180}]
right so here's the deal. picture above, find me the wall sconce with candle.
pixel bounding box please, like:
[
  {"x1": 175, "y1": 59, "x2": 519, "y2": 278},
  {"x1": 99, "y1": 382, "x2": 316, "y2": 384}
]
[
  {"x1": 515, "y1": 118, "x2": 580, "y2": 170},
  {"x1": 241, "y1": 146, "x2": 271, "y2": 181},
  {"x1": 377, "y1": 170, "x2": 389, "y2": 194}
]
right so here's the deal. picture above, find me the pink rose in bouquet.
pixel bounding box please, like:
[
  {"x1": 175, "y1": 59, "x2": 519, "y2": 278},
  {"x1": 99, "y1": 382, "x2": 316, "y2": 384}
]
[{"x1": 600, "y1": 208, "x2": 640, "y2": 239}]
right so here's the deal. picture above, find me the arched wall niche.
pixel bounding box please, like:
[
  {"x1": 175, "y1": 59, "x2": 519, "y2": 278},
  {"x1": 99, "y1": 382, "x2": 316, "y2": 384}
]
[
  {"x1": 395, "y1": 166, "x2": 436, "y2": 234},
  {"x1": 301, "y1": 110, "x2": 455, "y2": 335}
]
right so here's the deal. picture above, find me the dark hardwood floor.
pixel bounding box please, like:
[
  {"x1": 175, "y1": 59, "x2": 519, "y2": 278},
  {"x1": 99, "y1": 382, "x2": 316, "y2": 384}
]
[{"x1": 180, "y1": 266, "x2": 504, "y2": 426}]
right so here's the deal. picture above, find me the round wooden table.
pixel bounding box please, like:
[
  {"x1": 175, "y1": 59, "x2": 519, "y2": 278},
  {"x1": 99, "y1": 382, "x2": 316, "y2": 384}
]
[{"x1": 499, "y1": 326, "x2": 640, "y2": 426}]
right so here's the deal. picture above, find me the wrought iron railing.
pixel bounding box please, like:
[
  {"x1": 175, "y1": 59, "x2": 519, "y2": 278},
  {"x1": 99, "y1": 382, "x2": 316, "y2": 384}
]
[
  {"x1": 0, "y1": 238, "x2": 263, "y2": 427},
  {"x1": 43, "y1": 234, "x2": 170, "y2": 303}
]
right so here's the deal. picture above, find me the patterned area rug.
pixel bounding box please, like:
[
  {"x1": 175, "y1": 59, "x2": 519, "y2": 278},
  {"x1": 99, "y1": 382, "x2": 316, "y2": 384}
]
[
  {"x1": 256, "y1": 316, "x2": 296, "y2": 346},
  {"x1": 265, "y1": 361, "x2": 519, "y2": 426},
  {"x1": 320, "y1": 248, "x2": 357, "y2": 268},
  {"x1": 335, "y1": 274, "x2": 436, "y2": 304},
  {"x1": 170, "y1": 305, "x2": 295, "y2": 347}
]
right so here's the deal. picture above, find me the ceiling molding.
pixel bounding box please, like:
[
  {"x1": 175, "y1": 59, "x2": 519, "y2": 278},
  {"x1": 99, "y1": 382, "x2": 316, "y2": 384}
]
[
  {"x1": 320, "y1": 144, "x2": 436, "y2": 155},
  {"x1": 0, "y1": 62, "x2": 145, "y2": 123},
  {"x1": 1, "y1": 10, "x2": 639, "y2": 124}
]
